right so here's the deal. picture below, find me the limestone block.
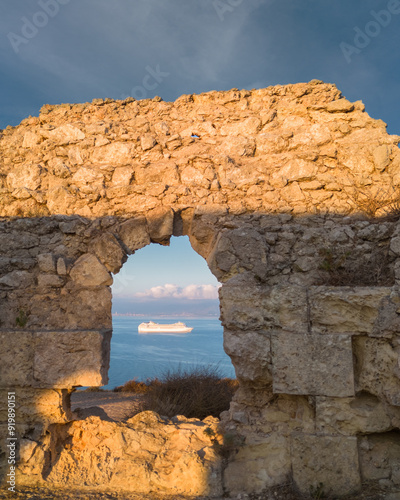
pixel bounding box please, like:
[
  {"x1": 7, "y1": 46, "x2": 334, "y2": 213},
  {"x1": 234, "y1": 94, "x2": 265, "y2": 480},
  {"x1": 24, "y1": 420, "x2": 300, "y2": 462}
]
[
  {"x1": 291, "y1": 434, "x2": 361, "y2": 496},
  {"x1": 359, "y1": 433, "x2": 400, "y2": 484},
  {"x1": 22, "y1": 131, "x2": 40, "y2": 148},
  {"x1": 223, "y1": 330, "x2": 272, "y2": 385},
  {"x1": 45, "y1": 412, "x2": 223, "y2": 496},
  {"x1": 56, "y1": 258, "x2": 67, "y2": 275},
  {"x1": 278, "y1": 159, "x2": 318, "y2": 183},
  {"x1": 69, "y1": 253, "x2": 113, "y2": 287},
  {"x1": 9, "y1": 287, "x2": 112, "y2": 330},
  {"x1": 0, "y1": 270, "x2": 34, "y2": 289},
  {"x1": 220, "y1": 117, "x2": 261, "y2": 137},
  {"x1": 220, "y1": 280, "x2": 308, "y2": 333},
  {"x1": 353, "y1": 336, "x2": 400, "y2": 406},
  {"x1": 271, "y1": 333, "x2": 355, "y2": 397},
  {"x1": 316, "y1": 394, "x2": 400, "y2": 435},
  {"x1": 70, "y1": 167, "x2": 104, "y2": 193},
  {"x1": 326, "y1": 99, "x2": 355, "y2": 113},
  {"x1": 64, "y1": 287, "x2": 112, "y2": 330},
  {"x1": 37, "y1": 253, "x2": 56, "y2": 273},
  {"x1": 188, "y1": 216, "x2": 218, "y2": 261},
  {"x1": 46, "y1": 186, "x2": 76, "y2": 214},
  {"x1": 374, "y1": 291, "x2": 400, "y2": 336},
  {"x1": 147, "y1": 206, "x2": 174, "y2": 245},
  {"x1": 49, "y1": 124, "x2": 85, "y2": 145},
  {"x1": 135, "y1": 160, "x2": 179, "y2": 185},
  {"x1": 223, "y1": 228, "x2": 269, "y2": 280},
  {"x1": 6, "y1": 164, "x2": 42, "y2": 191},
  {"x1": 390, "y1": 236, "x2": 400, "y2": 256},
  {"x1": 140, "y1": 133, "x2": 157, "y2": 151},
  {"x1": 181, "y1": 166, "x2": 210, "y2": 188},
  {"x1": 33, "y1": 330, "x2": 111, "y2": 388},
  {"x1": 373, "y1": 144, "x2": 391, "y2": 172},
  {"x1": 259, "y1": 394, "x2": 315, "y2": 435},
  {"x1": 90, "y1": 142, "x2": 133, "y2": 164},
  {"x1": 16, "y1": 436, "x2": 48, "y2": 484},
  {"x1": 0, "y1": 331, "x2": 34, "y2": 387},
  {"x1": 309, "y1": 286, "x2": 390, "y2": 335},
  {"x1": 0, "y1": 388, "x2": 70, "y2": 431},
  {"x1": 91, "y1": 233, "x2": 127, "y2": 273},
  {"x1": 118, "y1": 216, "x2": 150, "y2": 253},
  {"x1": 224, "y1": 434, "x2": 291, "y2": 494},
  {"x1": 37, "y1": 274, "x2": 64, "y2": 287},
  {"x1": 111, "y1": 166, "x2": 134, "y2": 186},
  {"x1": 218, "y1": 135, "x2": 255, "y2": 157}
]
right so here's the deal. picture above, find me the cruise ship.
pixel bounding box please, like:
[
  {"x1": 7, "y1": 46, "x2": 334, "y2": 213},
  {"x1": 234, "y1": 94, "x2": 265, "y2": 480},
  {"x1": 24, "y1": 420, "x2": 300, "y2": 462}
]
[{"x1": 138, "y1": 321, "x2": 193, "y2": 334}]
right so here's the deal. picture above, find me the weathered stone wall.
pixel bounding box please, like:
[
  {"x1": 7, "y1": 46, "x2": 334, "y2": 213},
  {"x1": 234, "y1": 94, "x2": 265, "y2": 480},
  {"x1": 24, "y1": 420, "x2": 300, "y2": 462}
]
[{"x1": 1, "y1": 81, "x2": 400, "y2": 497}]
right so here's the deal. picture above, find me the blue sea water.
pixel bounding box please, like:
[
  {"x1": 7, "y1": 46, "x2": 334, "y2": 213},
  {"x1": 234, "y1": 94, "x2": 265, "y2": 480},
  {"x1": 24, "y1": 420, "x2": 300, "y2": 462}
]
[{"x1": 104, "y1": 316, "x2": 235, "y2": 389}]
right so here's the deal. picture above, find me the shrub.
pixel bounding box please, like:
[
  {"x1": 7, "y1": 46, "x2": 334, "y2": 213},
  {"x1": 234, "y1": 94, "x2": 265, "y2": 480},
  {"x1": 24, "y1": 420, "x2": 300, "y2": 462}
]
[
  {"x1": 117, "y1": 365, "x2": 238, "y2": 420},
  {"x1": 113, "y1": 377, "x2": 156, "y2": 394},
  {"x1": 344, "y1": 182, "x2": 400, "y2": 220},
  {"x1": 81, "y1": 386, "x2": 105, "y2": 392}
]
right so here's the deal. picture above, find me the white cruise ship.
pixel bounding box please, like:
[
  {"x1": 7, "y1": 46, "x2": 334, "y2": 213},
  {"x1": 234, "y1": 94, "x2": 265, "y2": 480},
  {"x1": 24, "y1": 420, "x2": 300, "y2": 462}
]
[{"x1": 138, "y1": 321, "x2": 193, "y2": 334}]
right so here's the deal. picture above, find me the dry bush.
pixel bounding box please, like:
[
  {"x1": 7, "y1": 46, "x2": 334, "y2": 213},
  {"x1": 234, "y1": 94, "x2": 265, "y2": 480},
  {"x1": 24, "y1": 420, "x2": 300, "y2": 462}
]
[
  {"x1": 113, "y1": 377, "x2": 157, "y2": 394},
  {"x1": 345, "y1": 183, "x2": 400, "y2": 220},
  {"x1": 140, "y1": 365, "x2": 238, "y2": 420}
]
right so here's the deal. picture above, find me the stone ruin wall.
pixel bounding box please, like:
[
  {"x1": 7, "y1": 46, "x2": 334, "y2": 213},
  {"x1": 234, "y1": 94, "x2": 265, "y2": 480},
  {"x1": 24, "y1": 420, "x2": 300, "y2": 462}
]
[{"x1": 1, "y1": 80, "x2": 400, "y2": 497}]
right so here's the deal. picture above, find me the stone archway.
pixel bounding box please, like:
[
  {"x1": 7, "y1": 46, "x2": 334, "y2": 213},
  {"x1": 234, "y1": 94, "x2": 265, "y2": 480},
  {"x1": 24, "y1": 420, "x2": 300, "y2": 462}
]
[{"x1": 1, "y1": 81, "x2": 400, "y2": 497}]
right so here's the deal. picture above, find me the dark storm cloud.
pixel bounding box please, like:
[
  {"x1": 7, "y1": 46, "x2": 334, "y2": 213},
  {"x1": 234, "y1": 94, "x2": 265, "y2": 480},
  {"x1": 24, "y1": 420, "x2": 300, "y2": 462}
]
[{"x1": 0, "y1": 0, "x2": 399, "y2": 134}]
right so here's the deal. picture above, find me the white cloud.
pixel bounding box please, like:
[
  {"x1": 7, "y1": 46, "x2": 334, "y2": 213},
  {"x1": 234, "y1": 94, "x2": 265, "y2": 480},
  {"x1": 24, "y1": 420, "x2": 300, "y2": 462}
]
[{"x1": 135, "y1": 283, "x2": 220, "y2": 300}]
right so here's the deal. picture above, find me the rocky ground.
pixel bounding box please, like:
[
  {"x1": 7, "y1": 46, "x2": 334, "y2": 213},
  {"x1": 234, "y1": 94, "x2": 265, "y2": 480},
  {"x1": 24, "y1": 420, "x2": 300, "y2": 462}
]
[
  {"x1": 0, "y1": 484, "x2": 399, "y2": 500},
  {"x1": 70, "y1": 389, "x2": 145, "y2": 421},
  {"x1": 2, "y1": 392, "x2": 398, "y2": 500}
]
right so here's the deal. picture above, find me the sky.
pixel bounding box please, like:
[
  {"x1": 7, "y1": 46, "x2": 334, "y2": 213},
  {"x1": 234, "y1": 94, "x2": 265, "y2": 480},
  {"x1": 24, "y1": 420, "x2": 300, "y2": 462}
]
[
  {"x1": 112, "y1": 236, "x2": 221, "y2": 316},
  {"x1": 1, "y1": 0, "x2": 400, "y2": 314}
]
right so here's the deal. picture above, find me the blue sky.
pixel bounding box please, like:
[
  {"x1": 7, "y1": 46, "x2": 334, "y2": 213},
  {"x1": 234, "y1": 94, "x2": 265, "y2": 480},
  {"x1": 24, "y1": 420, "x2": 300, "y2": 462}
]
[
  {"x1": 1, "y1": 0, "x2": 399, "y2": 314},
  {"x1": 112, "y1": 237, "x2": 221, "y2": 316}
]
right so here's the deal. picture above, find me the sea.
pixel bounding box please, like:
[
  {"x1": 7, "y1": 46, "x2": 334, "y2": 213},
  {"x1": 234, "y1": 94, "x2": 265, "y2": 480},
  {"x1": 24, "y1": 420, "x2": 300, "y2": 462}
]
[{"x1": 103, "y1": 316, "x2": 236, "y2": 389}]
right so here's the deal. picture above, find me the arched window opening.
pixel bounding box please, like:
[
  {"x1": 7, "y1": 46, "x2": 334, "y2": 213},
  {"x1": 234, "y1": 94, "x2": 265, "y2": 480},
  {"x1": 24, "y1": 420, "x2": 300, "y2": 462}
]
[{"x1": 71, "y1": 235, "x2": 236, "y2": 421}]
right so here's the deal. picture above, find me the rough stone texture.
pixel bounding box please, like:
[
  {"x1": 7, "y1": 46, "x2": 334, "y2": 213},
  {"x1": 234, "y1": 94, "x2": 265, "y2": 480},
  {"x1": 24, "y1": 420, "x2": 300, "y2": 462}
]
[
  {"x1": 353, "y1": 336, "x2": 400, "y2": 406},
  {"x1": 118, "y1": 216, "x2": 150, "y2": 252},
  {"x1": 0, "y1": 81, "x2": 399, "y2": 219},
  {"x1": 0, "y1": 388, "x2": 71, "y2": 437},
  {"x1": 271, "y1": 333, "x2": 355, "y2": 397},
  {"x1": 33, "y1": 330, "x2": 111, "y2": 388},
  {"x1": 223, "y1": 330, "x2": 272, "y2": 385},
  {"x1": 1, "y1": 82, "x2": 400, "y2": 497},
  {"x1": 69, "y1": 254, "x2": 113, "y2": 287},
  {"x1": 220, "y1": 279, "x2": 308, "y2": 333},
  {"x1": 291, "y1": 434, "x2": 361, "y2": 496},
  {"x1": 223, "y1": 434, "x2": 290, "y2": 494},
  {"x1": 90, "y1": 233, "x2": 127, "y2": 273},
  {"x1": 309, "y1": 286, "x2": 390, "y2": 335},
  {"x1": 40, "y1": 412, "x2": 223, "y2": 497},
  {"x1": 0, "y1": 331, "x2": 34, "y2": 386},
  {"x1": 316, "y1": 394, "x2": 400, "y2": 435},
  {"x1": 359, "y1": 433, "x2": 400, "y2": 487}
]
